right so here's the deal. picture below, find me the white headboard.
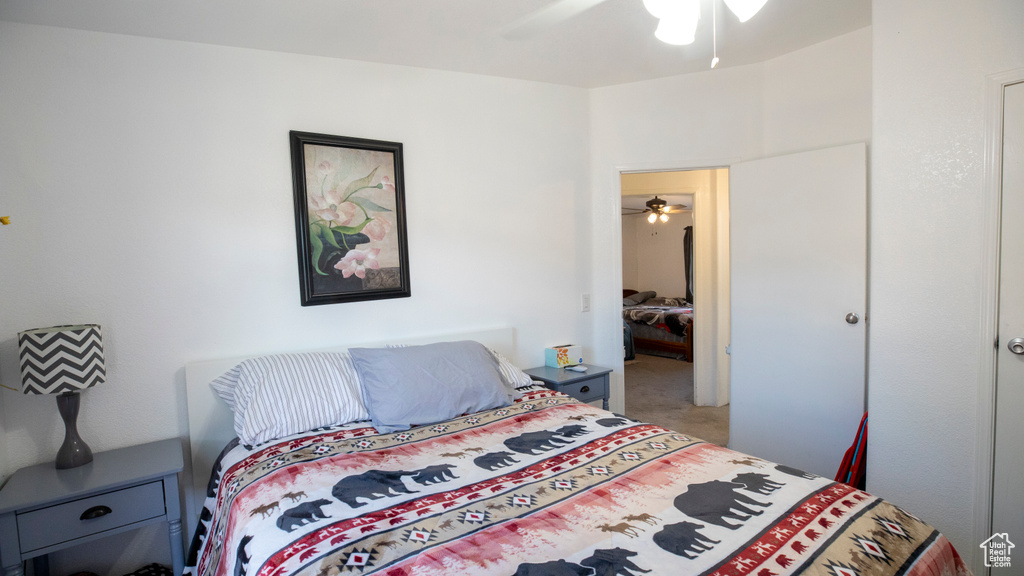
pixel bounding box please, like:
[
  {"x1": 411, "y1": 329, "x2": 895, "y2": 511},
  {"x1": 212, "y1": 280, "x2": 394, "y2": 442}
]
[{"x1": 182, "y1": 326, "x2": 516, "y2": 532}]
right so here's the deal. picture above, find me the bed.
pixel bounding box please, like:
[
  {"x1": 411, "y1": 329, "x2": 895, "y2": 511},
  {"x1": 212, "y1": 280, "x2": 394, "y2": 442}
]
[
  {"x1": 183, "y1": 328, "x2": 969, "y2": 576},
  {"x1": 623, "y1": 289, "x2": 694, "y2": 361}
]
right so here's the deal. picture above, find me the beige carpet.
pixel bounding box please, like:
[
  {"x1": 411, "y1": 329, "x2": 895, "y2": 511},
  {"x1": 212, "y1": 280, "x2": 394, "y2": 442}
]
[{"x1": 623, "y1": 354, "x2": 730, "y2": 447}]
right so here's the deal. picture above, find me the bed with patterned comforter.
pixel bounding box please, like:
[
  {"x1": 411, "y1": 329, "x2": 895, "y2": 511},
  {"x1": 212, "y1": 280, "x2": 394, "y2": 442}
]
[
  {"x1": 622, "y1": 298, "x2": 693, "y2": 337},
  {"x1": 186, "y1": 387, "x2": 969, "y2": 576}
]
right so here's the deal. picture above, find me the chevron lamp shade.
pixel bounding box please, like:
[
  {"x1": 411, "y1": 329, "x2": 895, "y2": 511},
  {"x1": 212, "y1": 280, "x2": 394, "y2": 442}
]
[{"x1": 18, "y1": 324, "x2": 106, "y2": 395}]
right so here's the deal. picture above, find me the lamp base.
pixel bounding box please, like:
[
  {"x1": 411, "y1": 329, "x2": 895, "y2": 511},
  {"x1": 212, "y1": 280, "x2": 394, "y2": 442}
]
[{"x1": 55, "y1": 392, "x2": 93, "y2": 469}]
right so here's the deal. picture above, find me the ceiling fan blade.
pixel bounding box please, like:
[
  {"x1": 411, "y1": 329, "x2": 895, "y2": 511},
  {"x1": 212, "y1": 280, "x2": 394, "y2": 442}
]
[
  {"x1": 501, "y1": 0, "x2": 612, "y2": 39},
  {"x1": 663, "y1": 204, "x2": 690, "y2": 213}
]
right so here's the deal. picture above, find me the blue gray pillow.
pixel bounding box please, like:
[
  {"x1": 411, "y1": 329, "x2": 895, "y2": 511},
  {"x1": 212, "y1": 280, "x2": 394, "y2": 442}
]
[{"x1": 349, "y1": 341, "x2": 513, "y2": 433}]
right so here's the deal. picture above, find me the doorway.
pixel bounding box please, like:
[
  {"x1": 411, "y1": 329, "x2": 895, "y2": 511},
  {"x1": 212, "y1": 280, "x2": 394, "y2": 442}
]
[{"x1": 619, "y1": 168, "x2": 730, "y2": 446}]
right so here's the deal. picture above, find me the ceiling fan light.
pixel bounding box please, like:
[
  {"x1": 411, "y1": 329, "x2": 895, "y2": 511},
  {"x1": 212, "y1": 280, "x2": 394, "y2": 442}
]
[
  {"x1": 642, "y1": 0, "x2": 684, "y2": 20},
  {"x1": 660, "y1": 213, "x2": 669, "y2": 223},
  {"x1": 723, "y1": 0, "x2": 768, "y2": 23},
  {"x1": 653, "y1": 2, "x2": 700, "y2": 46},
  {"x1": 648, "y1": 213, "x2": 658, "y2": 223}
]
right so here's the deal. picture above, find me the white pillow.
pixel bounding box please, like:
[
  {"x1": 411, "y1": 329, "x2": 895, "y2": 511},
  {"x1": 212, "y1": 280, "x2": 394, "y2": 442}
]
[{"x1": 209, "y1": 352, "x2": 369, "y2": 446}]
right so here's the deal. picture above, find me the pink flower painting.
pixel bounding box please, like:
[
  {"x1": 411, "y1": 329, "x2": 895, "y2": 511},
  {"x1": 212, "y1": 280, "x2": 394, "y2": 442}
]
[
  {"x1": 292, "y1": 132, "x2": 408, "y2": 304},
  {"x1": 363, "y1": 217, "x2": 392, "y2": 242},
  {"x1": 334, "y1": 248, "x2": 381, "y2": 279}
]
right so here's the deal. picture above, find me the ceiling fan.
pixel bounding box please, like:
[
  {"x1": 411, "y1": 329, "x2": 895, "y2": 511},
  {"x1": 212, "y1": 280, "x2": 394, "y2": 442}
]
[
  {"x1": 622, "y1": 196, "x2": 690, "y2": 222},
  {"x1": 502, "y1": 0, "x2": 770, "y2": 40}
]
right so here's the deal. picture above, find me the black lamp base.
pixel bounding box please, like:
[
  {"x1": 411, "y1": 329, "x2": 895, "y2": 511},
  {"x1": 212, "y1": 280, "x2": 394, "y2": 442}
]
[{"x1": 55, "y1": 392, "x2": 93, "y2": 469}]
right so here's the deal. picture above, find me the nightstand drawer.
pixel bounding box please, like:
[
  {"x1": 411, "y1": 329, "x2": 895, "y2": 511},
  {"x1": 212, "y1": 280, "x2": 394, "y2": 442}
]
[
  {"x1": 559, "y1": 377, "x2": 606, "y2": 402},
  {"x1": 524, "y1": 365, "x2": 612, "y2": 411},
  {"x1": 17, "y1": 480, "x2": 165, "y2": 552}
]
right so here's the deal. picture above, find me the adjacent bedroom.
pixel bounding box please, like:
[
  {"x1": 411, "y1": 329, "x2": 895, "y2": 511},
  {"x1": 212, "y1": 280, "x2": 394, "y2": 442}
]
[{"x1": 620, "y1": 169, "x2": 730, "y2": 447}]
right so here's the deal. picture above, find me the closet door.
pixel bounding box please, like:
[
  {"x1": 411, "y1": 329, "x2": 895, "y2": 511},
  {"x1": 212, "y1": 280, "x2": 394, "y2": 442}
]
[
  {"x1": 729, "y1": 142, "x2": 867, "y2": 478},
  {"x1": 991, "y1": 80, "x2": 1024, "y2": 576}
]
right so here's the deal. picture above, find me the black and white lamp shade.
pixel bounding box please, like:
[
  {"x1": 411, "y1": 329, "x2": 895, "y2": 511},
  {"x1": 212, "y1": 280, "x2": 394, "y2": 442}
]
[{"x1": 18, "y1": 324, "x2": 106, "y2": 395}]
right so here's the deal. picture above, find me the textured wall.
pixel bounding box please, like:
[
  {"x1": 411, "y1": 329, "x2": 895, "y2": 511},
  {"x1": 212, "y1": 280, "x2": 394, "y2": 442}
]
[
  {"x1": 868, "y1": 1, "x2": 1024, "y2": 570},
  {"x1": 621, "y1": 213, "x2": 639, "y2": 289},
  {"x1": 762, "y1": 27, "x2": 872, "y2": 157},
  {"x1": 0, "y1": 21, "x2": 590, "y2": 573},
  {"x1": 588, "y1": 27, "x2": 872, "y2": 413}
]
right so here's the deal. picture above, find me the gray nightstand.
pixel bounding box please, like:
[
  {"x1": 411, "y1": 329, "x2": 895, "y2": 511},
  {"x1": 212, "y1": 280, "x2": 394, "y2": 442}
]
[
  {"x1": 524, "y1": 364, "x2": 612, "y2": 410},
  {"x1": 0, "y1": 438, "x2": 185, "y2": 576}
]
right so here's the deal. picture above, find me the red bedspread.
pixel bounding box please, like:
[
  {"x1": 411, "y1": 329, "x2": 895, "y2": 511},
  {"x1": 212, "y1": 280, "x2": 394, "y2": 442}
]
[{"x1": 186, "y1": 388, "x2": 970, "y2": 576}]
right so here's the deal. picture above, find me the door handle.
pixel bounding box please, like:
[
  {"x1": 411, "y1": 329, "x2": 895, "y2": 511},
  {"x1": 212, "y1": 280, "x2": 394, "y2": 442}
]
[
  {"x1": 1008, "y1": 337, "x2": 1024, "y2": 355},
  {"x1": 845, "y1": 313, "x2": 859, "y2": 325}
]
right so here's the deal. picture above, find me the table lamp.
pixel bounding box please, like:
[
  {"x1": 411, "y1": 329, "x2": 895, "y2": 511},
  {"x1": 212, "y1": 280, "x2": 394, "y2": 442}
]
[{"x1": 18, "y1": 324, "x2": 106, "y2": 469}]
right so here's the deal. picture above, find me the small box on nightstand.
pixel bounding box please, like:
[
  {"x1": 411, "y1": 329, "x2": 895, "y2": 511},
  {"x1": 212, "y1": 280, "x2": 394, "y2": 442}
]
[{"x1": 544, "y1": 345, "x2": 583, "y2": 367}]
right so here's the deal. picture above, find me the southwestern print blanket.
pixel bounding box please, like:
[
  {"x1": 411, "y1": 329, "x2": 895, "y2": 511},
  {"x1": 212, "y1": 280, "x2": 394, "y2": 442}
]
[{"x1": 186, "y1": 388, "x2": 969, "y2": 576}]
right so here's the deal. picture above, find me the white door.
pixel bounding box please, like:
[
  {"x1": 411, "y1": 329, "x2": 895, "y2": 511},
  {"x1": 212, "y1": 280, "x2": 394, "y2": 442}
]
[
  {"x1": 991, "y1": 80, "x2": 1024, "y2": 576},
  {"x1": 729, "y1": 142, "x2": 866, "y2": 478}
]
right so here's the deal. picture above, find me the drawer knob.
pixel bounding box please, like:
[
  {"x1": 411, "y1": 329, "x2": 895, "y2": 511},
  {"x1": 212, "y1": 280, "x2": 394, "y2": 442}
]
[
  {"x1": 81, "y1": 505, "x2": 112, "y2": 520},
  {"x1": 580, "y1": 385, "x2": 590, "y2": 394}
]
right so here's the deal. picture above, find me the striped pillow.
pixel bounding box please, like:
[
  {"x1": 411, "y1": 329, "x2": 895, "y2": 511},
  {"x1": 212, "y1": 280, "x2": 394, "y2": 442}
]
[
  {"x1": 489, "y1": 348, "x2": 534, "y2": 389},
  {"x1": 209, "y1": 352, "x2": 369, "y2": 446}
]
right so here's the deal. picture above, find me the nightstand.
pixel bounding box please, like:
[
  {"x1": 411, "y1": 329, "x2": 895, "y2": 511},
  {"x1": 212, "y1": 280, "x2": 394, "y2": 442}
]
[
  {"x1": 524, "y1": 364, "x2": 612, "y2": 410},
  {"x1": 0, "y1": 438, "x2": 185, "y2": 576}
]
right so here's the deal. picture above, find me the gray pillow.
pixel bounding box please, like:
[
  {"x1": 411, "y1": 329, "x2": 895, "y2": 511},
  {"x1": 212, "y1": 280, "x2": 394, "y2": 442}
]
[
  {"x1": 623, "y1": 297, "x2": 639, "y2": 306},
  {"x1": 349, "y1": 341, "x2": 513, "y2": 433},
  {"x1": 633, "y1": 290, "x2": 657, "y2": 303}
]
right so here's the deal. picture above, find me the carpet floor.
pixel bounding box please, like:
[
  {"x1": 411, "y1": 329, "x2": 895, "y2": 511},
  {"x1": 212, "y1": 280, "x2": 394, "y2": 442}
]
[{"x1": 622, "y1": 354, "x2": 730, "y2": 447}]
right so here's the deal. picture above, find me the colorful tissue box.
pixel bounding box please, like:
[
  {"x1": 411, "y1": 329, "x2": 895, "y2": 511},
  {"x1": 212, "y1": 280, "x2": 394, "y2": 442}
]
[{"x1": 545, "y1": 345, "x2": 582, "y2": 367}]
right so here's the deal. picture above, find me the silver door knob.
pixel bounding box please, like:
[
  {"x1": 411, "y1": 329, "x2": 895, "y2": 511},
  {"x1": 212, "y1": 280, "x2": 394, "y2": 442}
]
[
  {"x1": 846, "y1": 313, "x2": 859, "y2": 325},
  {"x1": 1009, "y1": 337, "x2": 1024, "y2": 355}
]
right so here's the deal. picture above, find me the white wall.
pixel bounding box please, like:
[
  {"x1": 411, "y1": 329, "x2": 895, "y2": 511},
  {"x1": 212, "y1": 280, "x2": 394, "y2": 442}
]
[
  {"x1": 762, "y1": 26, "x2": 873, "y2": 156},
  {"x1": 869, "y1": 2, "x2": 1024, "y2": 571},
  {"x1": 621, "y1": 212, "x2": 693, "y2": 297},
  {"x1": 0, "y1": 21, "x2": 590, "y2": 573},
  {"x1": 588, "y1": 27, "x2": 872, "y2": 415},
  {"x1": 621, "y1": 214, "x2": 639, "y2": 289}
]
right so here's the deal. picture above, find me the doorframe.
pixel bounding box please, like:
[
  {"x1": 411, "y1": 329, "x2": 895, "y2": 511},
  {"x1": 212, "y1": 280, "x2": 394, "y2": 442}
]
[
  {"x1": 614, "y1": 157, "x2": 737, "y2": 408},
  {"x1": 975, "y1": 67, "x2": 1024, "y2": 576}
]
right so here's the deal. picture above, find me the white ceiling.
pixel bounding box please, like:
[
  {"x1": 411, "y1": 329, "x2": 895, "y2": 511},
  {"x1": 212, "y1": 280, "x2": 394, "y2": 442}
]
[{"x1": 0, "y1": 0, "x2": 871, "y2": 88}]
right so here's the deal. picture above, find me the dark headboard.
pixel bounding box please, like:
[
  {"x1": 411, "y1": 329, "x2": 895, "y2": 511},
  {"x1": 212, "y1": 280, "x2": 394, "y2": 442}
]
[{"x1": 623, "y1": 289, "x2": 638, "y2": 298}]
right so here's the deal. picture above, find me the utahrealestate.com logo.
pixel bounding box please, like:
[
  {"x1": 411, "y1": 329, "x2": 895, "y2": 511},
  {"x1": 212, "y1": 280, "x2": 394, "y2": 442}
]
[{"x1": 980, "y1": 533, "x2": 1015, "y2": 568}]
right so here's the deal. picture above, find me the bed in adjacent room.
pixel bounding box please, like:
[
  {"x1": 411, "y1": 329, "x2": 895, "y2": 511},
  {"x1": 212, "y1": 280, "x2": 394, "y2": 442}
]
[
  {"x1": 183, "y1": 328, "x2": 968, "y2": 576},
  {"x1": 623, "y1": 289, "x2": 694, "y2": 361}
]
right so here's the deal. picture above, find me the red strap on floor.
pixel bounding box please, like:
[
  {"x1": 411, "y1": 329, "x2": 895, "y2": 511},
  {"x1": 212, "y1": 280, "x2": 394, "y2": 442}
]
[{"x1": 835, "y1": 412, "x2": 868, "y2": 489}]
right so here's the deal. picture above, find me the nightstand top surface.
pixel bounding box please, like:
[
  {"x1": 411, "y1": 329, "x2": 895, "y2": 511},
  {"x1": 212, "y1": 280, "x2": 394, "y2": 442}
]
[
  {"x1": 524, "y1": 363, "x2": 612, "y2": 384},
  {"x1": 0, "y1": 438, "x2": 182, "y2": 514}
]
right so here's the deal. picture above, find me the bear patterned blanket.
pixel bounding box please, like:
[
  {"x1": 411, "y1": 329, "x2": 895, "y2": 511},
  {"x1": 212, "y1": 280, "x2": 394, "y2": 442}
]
[{"x1": 186, "y1": 387, "x2": 969, "y2": 576}]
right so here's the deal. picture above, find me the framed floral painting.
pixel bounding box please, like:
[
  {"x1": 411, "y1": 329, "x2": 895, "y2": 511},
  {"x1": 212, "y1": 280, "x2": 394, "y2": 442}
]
[{"x1": 289, "y1": 131, "x2": 411, "y2": 306}]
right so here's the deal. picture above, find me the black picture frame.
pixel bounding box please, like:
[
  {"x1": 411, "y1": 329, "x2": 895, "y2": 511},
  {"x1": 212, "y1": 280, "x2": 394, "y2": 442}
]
[{"x1": 289, "y1": 131, "x2": 411, "y2": 306}]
